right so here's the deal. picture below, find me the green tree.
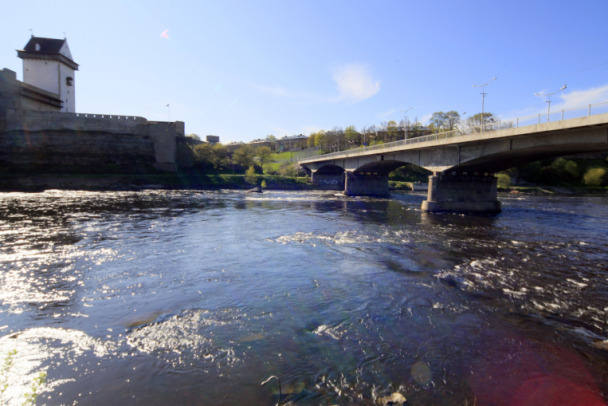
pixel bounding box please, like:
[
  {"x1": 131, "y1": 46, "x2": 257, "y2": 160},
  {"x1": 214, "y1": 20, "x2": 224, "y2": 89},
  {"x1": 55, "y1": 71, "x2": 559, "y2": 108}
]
[
  {"x1": 256, "y1": 146, "x2": 274, "y2": 167},
  {"x1": 496, "y1": 173, "x2": 511, "y2": 189},
  {"x1": 466, "y1": 113, "x2": 496, "y2": 132},
  {"x1": 232, "y1": 145, "x2": 256, "y2": 169},
  {"x1": 344, "y1": 125, "x2": 361, "y2": 147},
  {"x1": 445, "y1": 111, "x2": 460, "y2": 130},
  {"x1": 265, "y1": 134, "x2": 277, "y2": 142},
  {"x1": 307, "y1": 132, "x2": 316, "y2": 148},
  {"x1": 245, "y1": 165, "x2": 259, "y2": 185},
  {"x1": 193, "y1": 143, "x2": 212, "y2": 164},
  {"x1": 386, "y1": 120, "x2": 399, "y2": 141},
  {"x1": 467, "y1": 112, "x2": 495, "y2": 130},
  {"x1": 540, "y1": 158, "x2": 580, "y2": 184},
  {"x1": 187, "y1": 133, "x2": 201, "y2": 140},
  {"x1": 429, "y1": 111, "x2": 460, "y2": 132},
  {"x1": 313, "y1": 130, "x2": 326, "y2": 149},
  {"x1": 211, "y1": 144, "x2": 229, "y2": 170}
]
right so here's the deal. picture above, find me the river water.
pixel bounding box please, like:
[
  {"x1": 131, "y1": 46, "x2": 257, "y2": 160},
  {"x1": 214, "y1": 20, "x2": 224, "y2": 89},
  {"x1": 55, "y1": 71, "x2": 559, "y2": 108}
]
[{"x1": 0, "y1": 190, "x2": 607, "y2": 405}]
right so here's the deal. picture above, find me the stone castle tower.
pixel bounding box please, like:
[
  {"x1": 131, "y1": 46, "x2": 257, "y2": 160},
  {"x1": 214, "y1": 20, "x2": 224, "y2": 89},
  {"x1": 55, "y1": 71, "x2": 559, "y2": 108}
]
[{"x1": 17, "y1": 36, "x2": 79, "y2": 113}]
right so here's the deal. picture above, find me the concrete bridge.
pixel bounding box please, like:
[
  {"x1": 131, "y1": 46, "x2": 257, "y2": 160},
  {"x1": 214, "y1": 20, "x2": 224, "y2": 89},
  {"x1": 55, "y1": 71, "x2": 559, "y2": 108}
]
[{"x1": 299, "y1": 111, "x2": 608, "y2": 213}]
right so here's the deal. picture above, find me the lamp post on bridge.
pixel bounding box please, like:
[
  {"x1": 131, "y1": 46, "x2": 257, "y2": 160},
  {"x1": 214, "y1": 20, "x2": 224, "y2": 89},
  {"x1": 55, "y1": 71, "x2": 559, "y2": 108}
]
[
  {"x1": 472, "y1": 77, "x2": 497, "y2": 133},
  {"x1": 535, "y1": 85, "x2": 567, "y2": 122}
]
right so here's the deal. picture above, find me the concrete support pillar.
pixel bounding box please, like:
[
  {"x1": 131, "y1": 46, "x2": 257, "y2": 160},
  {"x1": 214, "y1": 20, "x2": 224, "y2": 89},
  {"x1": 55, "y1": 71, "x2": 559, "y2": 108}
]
[
  {"x1": 344, "y1": 171, "x2": 390, "y2": 197},
  {"x1": 311, "y1": 171, "x2": 344, "y2": 190},
  {"x1": 421, "y1": 173, "x2": 501, "y2": 213}
]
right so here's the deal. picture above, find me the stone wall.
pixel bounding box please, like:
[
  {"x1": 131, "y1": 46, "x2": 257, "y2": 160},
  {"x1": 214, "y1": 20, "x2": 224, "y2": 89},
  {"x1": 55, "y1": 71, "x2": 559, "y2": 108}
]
[
  {"x1": 0, "y1": 108, "x2": 183, "y2": 173},
  {"x1": 0, "y1": 68, "x2": 63, "y2": 113}
]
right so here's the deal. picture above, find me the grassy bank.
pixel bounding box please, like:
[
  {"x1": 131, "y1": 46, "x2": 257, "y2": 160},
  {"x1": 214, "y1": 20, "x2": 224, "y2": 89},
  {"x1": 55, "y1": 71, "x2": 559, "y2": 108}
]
[{"x1": 0, "y1": 172, "x2": 314, "y2": 192}]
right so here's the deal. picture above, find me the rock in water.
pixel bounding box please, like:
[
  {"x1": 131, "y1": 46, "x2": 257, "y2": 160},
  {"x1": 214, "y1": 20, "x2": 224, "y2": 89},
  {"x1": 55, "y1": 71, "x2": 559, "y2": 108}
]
[
  {"x1": 377, "y1": 392, "x2": 407, "y2": 405},
  {"x1": 247, "y1": 185, "x2": 262, "y2": 193}
]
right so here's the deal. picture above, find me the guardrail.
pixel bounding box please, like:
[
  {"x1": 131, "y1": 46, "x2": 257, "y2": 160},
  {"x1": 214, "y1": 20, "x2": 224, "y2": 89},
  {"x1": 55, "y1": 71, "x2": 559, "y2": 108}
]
[{"x1": 300, "y1": 100, "x2": 608, "y2": 162}]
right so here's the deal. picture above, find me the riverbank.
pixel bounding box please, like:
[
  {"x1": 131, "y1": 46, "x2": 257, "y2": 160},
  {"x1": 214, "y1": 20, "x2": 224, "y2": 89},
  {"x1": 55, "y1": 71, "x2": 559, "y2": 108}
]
[
  {"x1": 0, "y1": 173, "x2": 316, "y2": 192},
  {"x1": 501, "y1": 185, "x2": 608, "y2": 195},
  {"x1": 1, "y1": 173, "x2": 606, "y2": 195}
]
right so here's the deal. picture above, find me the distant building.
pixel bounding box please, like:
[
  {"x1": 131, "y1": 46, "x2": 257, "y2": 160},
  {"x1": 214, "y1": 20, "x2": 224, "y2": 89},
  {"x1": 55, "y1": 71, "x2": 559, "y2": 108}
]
[
  {"x1": 224, "y1": 141, "x2": 245, "y2": 153},
  {"x1": 206, "y1": 135, "x2": 220, "y2": 144},
  {"x1": 276, "y1": 134, "x2": 308, "y2": 152},
  {"x1": 17, "y1": 36, "x2": 79, "y2": 112},
  {"x1": 249, "y1": 139, "x2": 275, "y2": 151}
]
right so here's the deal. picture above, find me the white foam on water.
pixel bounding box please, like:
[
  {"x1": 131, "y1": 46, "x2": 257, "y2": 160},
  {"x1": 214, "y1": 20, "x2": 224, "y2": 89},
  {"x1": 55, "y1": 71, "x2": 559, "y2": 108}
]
[{"x1": 0, "y1": 327, "x2": 116, "y2": 406}]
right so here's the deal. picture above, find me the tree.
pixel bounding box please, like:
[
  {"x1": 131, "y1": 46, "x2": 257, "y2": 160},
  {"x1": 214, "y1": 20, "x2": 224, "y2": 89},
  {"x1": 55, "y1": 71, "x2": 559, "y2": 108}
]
[
  {"x1": 429, "y1": 111, "x2": 460, "y2": 132},
  {"x1": 188, "y1": 133, "x2": 201, "y2": 140},
  {"x1": 265, "y1": 134, "x2": 277, "y2": 142},
  {"x1": 467, "y1": 112, "x2": 495, "y2": 130},
  {"x1": 193, "y1": 143, "x2": 214, "y2": 167},
  {"x1": 386, "y1": 120, "x2": 399, "y2": 141},
  {"x1": 313, "y1": 130, "x2": 326, "y2": 149},
  {"x1": 245, "y1": 165, "x2": 259, "y2": 185},
  {"x1": 256, "y1": 146, "x2": 274, "y2": 167},
  {"x1": 307, "y1": 132, "x2": 316, "y2": 148},
  {"x1": 211, "y1": 144, "x2": 229, "y2": 170},
  {"x1": 445, "y1": 111, "x2": 460, "y2": 131},
  {"x1": 406, "y1": 119, "x2": 425, "y2": 139},
  {"x1": 193, "y1": 143, "x2": 229, "y2": 171},
  {"x1": 232, "y1": 145, "x2": 256, "y2": 169},
  {"x1": 344, "y1": 125, "x2": 361, "y2": 147}
]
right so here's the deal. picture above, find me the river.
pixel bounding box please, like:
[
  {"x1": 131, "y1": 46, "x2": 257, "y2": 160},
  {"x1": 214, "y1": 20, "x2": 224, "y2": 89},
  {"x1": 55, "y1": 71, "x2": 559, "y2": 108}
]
[{"x1": 0, "y1": 190, "x2": 607, "y2": 405}]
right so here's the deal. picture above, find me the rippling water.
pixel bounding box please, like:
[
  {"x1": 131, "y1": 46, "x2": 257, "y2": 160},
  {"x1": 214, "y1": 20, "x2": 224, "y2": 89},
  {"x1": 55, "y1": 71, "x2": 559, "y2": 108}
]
[{"x1": 0, "y1": 190, "x2": 607, "y2": 405}]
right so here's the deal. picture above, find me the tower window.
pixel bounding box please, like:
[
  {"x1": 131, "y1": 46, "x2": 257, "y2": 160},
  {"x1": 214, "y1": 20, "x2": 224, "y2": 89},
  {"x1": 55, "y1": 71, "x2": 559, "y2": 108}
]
[{"x1": 66, "y1": 77, "x2": 73, "y2": 86}]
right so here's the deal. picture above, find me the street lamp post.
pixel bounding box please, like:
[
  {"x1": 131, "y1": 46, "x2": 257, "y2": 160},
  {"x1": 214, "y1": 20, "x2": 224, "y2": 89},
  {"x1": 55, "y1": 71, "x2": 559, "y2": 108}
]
[
  {"x1": 472, "y1": 77, "x2": 497, "y2": 133},
  {"x1": 535, "y1": 85, "x2": 567, "y2": 122}
]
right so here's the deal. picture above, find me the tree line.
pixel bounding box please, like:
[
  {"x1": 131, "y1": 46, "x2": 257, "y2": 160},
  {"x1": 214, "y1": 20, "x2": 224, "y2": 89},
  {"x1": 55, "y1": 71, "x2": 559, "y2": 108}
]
[
  {"x1": 305, "y1": 111, "x2": 502, "y2": 153},
  {"x1": 177, "y1": 140, "x2": 304, "y2": 177}
]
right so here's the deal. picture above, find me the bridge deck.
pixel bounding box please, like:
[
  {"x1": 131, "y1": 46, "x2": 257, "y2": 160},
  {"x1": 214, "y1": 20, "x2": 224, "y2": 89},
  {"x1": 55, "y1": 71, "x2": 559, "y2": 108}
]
[{"x1": 300, "y1": 112, "x2": 608, "y2": 165}]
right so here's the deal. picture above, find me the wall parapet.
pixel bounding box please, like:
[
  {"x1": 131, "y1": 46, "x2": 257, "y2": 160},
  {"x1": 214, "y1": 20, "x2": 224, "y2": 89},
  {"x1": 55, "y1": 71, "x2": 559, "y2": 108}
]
[{"x1": 5, "y1": 109, "x2": 149, "y2": 134}]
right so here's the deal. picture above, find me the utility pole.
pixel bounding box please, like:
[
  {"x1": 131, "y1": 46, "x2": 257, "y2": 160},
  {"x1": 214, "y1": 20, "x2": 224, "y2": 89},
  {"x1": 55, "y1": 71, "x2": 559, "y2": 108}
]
[{"x1": 472, "y1": 77, "x2": 497, "y2": 133}]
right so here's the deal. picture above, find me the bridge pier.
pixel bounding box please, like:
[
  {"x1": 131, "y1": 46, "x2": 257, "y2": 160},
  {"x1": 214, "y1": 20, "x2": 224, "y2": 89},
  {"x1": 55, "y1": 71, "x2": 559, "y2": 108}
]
[
  {"x1": 344, "y1": 172, "x2": 390, "y2": 197},
  {"x1": 421, "y1": 173, "x2": 501, "y2": 213}
]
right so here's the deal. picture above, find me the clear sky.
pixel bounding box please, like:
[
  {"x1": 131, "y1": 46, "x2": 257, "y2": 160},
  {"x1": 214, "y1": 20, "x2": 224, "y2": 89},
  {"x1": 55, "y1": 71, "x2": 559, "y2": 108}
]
[{"x1": 2, "y1": 0, "x2": 608, "y2": 143}]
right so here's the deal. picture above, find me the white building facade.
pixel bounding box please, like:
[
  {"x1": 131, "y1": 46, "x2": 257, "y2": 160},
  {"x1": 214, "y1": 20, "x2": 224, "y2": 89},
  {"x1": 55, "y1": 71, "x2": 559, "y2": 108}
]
[{"x1": 17, "y1": 37, "x2": 79, "y2": 113}]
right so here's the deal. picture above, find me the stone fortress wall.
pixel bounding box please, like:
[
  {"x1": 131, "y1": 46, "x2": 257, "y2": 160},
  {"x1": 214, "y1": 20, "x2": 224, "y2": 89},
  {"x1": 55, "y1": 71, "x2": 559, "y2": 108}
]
[{"x1": 0, "y1": 107, "x2": 183, "y2": 173}]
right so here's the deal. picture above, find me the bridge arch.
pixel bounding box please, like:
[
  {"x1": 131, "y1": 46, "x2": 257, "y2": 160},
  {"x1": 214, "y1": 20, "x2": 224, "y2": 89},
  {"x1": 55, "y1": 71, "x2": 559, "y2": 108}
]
[
  {"x1": 309, "y1": 164, "x2": 345, "y2": 190},
  {"x1": 314, "y1": 164, "x2": 345, "y2": 175}
]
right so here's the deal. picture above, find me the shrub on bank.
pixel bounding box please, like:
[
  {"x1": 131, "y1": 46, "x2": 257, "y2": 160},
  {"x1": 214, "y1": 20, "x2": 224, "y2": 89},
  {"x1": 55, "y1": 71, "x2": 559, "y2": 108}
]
[
  {"x1": 583, "y1": 168, "x2": 607, "y2": 186},
  {"x1": 496, "y1": 173, "x2": 511, "y2": 189}
]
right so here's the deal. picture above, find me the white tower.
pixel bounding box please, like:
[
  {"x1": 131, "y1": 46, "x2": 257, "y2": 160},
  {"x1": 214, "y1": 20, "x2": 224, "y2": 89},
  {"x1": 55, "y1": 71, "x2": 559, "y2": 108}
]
[{"x1": 17, "y1": 36, "x2": 79, "y2": 113}]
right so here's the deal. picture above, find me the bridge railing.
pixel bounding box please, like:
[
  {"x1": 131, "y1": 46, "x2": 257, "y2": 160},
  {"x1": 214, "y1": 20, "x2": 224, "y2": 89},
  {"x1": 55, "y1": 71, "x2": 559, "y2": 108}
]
[
  {"x1": 301, "y1": 100, "x2": 608, "y2": 162},
  {"x1": 491, "y1": 101, "x2": 608, "y2": 129}
]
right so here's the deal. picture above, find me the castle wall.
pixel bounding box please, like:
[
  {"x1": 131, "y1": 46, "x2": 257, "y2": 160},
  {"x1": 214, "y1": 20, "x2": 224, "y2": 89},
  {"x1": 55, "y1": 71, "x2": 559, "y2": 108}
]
[
  {"x1": 1, "y1": 109, "x2": 182, "y2": 173},
  {"x1": 1, "y1": 68, "x2": 63, "y2": 113}
]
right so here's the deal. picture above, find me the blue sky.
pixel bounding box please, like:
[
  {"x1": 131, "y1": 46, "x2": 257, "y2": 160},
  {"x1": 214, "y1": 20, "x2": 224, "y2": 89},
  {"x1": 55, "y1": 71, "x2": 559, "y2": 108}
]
[{"x1": 2, "y1": 0, "x2": 608, "y2": 143}]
